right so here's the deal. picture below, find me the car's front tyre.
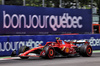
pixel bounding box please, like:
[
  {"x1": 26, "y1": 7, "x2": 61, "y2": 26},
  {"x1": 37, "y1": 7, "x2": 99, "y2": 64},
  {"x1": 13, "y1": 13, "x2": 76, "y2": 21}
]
[{"x1": 41, "y1": 46, "x2": 55, "y2": 59}]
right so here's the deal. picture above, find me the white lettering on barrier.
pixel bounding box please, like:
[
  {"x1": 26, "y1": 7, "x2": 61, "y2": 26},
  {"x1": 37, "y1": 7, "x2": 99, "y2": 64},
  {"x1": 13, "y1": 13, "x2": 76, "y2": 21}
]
[
  {"x1": 64, "y1": 37, "x2": 100, "y2": 47},
  {"x1": 0, "y1": 37, "x2": 100, "y2": 52},
  {"x1": 11, "y1": 14, "x2": 19, "y2": 28},
  {"x1": 3, "y1": 11, "x2": 83, "y2": 31},
  {"x1": 5, "y1": 42, "x2": 11, "y2": 51},
  {"x1": 89, "y1": 37, "x2": 100, "y2": 46},
  {"x1": 0, "y1": 39, "x2": 43, "y2": 51}
]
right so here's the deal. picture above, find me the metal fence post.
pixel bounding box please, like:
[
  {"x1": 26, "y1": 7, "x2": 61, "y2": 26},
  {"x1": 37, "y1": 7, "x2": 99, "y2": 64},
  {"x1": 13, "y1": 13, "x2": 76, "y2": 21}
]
[
  {"x1": 23, "y1": 0, "x2": 26, "y2": 6},
  {"x1": 2, "y1": 0, "x2": 4, "y2": 5},
  {"x1": 42, "y1": 0, "x2": 45, "y2": 7},
  {"x1": 91, "y1": 0, "x2": 93, "y2": 9},
  {"x1": 60, "y1": 0, "x2": 62, "y2": 8},
  {"x1": 76, "y1": 0, "x2": 78, "y2": 9}
]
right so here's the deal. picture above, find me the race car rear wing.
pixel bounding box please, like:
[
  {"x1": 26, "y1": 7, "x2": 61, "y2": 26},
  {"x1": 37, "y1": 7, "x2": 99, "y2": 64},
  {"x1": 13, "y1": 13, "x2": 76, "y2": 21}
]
[{"x1": 71, "y1": 40, "x2": 89, "y2": 45}]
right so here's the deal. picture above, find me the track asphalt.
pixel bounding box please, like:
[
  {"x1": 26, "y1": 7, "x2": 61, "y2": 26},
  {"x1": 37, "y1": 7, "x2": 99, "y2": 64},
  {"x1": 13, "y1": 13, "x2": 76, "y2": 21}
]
[{"x1": 0, "y1": 51, "x2": 100, "y2": 66}]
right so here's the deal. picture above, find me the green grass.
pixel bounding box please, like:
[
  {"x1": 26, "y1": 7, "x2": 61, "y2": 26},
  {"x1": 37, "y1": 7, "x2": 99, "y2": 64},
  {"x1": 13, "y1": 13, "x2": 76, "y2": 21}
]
[
  {"x1": 93, "y1": 50, "x2": 100, "y2": 53},
  {"x1": 0, "y1": 56, "x2": 11, "y2": 59}
]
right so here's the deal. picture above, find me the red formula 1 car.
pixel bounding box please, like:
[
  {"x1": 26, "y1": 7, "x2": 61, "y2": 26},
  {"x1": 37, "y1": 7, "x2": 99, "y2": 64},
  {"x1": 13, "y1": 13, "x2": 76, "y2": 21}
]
[{"x1": 11, "y1": 38, "x2": 92, "y2": 59}]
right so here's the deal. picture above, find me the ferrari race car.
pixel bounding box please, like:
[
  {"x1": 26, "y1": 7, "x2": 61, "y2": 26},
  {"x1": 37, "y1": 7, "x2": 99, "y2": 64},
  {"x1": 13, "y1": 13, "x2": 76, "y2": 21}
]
[{"x1": 11, "y1": 38, "x2": 92, "y2": 59}]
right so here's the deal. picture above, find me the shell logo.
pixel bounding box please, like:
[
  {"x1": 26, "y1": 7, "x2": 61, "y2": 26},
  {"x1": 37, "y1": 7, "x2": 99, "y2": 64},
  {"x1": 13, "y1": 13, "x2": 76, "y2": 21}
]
[{"x1": 65, "y1": 48, "x2": 69, "y2": 53}]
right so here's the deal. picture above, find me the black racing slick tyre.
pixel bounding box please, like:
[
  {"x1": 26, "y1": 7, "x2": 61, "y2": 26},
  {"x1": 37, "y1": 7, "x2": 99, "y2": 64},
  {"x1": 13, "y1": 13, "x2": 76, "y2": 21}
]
[
  {"x1": 41, "y1": 46, "x2": 55, "y2": 59},
  {"x1": 19, "y1": 46, "x2": 30, "y2": 59},
  {"x1": 80, "y1": 45, "x2": 92, "y2": 57}
]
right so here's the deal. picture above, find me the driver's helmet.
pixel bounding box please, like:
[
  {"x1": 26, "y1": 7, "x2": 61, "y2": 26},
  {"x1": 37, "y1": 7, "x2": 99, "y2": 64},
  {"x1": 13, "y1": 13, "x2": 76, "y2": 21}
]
[{"x1": 56, "y1": 37, "x2": 60, "y2": 40}]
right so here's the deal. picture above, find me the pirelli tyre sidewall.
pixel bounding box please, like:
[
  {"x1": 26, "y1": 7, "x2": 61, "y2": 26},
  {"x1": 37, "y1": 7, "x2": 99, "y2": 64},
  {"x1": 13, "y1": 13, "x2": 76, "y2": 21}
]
[
  {"x1": 42, "y1": 46, "x2": 55, "y2": 59},
  {"x1": 80, "y1": 44, "x2": 92, "y2": 57}
]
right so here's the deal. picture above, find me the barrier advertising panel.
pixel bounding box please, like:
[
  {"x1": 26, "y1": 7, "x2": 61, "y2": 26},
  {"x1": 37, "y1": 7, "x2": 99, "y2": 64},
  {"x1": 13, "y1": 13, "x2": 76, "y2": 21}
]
[
  {"x1": 0, "y1": 5, "x2": 92, "y2": 35},
  {"x1": 0, "y1": 34, "x2": 100, "y2": 56}
]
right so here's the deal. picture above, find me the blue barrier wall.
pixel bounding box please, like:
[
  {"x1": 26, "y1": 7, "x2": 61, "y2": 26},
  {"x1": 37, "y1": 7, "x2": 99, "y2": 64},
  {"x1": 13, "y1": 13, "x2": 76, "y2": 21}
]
[
  {"x1": 0, "y1": 34, "x2": 100, "y2": 56},
  {"x1": 0, "y1": 5, "x2": 92, "y2": 34}
]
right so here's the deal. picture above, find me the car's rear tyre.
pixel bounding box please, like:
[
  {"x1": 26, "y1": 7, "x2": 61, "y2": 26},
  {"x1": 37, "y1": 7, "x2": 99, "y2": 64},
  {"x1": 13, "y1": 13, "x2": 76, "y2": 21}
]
[
  {"x1": 19, "y1": 46, "x2": 30, "y2": 59},
  {"x1": 80, "y1": 45, "x2": 92, "y2": 57},
  {"x1": 41, "y1": 46, "x2": 55, "y2": 59}
]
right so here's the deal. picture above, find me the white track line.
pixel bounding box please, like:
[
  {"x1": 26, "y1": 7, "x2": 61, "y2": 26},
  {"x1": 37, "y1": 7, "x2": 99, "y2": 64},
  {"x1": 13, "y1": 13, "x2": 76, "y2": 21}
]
[{"x1": 0, "y1": 57, "x2": 20, "y2": 60}]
